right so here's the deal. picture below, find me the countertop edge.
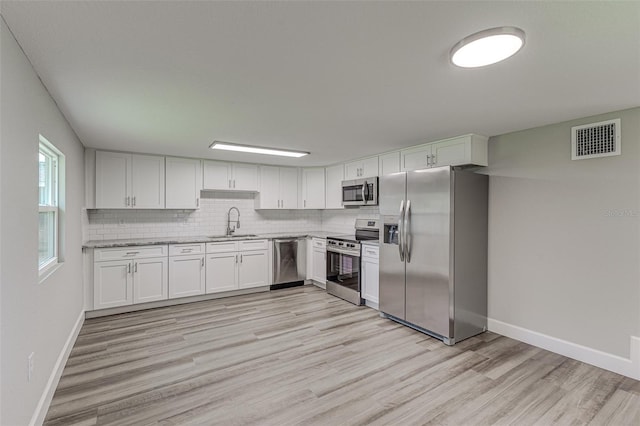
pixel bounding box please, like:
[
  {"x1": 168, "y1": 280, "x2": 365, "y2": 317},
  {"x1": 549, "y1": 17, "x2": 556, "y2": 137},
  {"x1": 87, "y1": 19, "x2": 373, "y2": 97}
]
[{"x1": 83, "y1": 232, "x2": 335, "y2": 249}]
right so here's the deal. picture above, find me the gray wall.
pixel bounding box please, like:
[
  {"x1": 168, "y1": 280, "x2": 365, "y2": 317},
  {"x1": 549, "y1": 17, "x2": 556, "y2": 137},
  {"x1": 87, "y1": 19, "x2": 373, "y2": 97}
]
[
  {"x1": 1, "y1": 20, "x2": 86, "y2": 425},
  {"x1": 483, "y1": 107, "x2": 640, "y2": 358}
]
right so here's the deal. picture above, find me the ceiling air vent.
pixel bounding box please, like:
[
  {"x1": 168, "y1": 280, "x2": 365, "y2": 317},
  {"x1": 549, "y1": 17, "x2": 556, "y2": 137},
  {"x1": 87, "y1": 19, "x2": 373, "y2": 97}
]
[{"x1": 571, "y1": 118, "x2": 621, "y2": 160}]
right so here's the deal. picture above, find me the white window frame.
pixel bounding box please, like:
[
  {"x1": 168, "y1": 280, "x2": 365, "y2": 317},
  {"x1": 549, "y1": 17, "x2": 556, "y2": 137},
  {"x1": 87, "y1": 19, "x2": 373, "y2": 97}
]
[{"x1": 39, "y1": 136, "x2": 62, "y2": 278}]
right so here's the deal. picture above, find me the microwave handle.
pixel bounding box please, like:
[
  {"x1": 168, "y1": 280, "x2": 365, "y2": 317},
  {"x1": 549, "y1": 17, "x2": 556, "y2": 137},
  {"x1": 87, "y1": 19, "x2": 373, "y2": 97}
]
[{"x1": 362, "y1": 181, "x2": 368, "y2": 204}]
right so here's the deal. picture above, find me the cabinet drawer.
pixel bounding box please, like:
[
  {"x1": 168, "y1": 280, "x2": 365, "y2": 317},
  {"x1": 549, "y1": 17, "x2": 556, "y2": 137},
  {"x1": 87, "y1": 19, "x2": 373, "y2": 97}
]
[
  {"x1": 362, "y1": 245, "x2": 379, "y2": 260},
  {"x1": 206, "y1": 241, "x2": 238, "y2": 253},
  {"x1": 312, "y1": 238, "x2": 326, "y2": 249},
  {"x1": 169, "y1": 243, "x2": 205, "y2": 256},
  {"x1": 238, "y1": 239, "x2": 268, "y2": 251},
  {"x1": 95, "y1": 245, "x2": 167, "y2": 261}
]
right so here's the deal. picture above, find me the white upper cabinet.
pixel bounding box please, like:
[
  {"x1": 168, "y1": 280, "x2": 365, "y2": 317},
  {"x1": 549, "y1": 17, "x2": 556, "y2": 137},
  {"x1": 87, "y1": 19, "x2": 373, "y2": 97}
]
[
  {"x1": 203, "y1": 160, "x2": 258, "y2": 191},
  {"x1": 96, "y1": 151, "x2": 130, "y2": 208},
  {"x1": 165, "y1": 157, "x2": 202, "y2": 209},
  {"x1": 232, "y1": 162, "x2": 259, "y2": 191},
  {"x1": 379, "y1": 152, "x2": 401, "y2": 176},
  {"x1": 401, "y1": 134, "x2": 488, "y2": 171},
  {"x1": 325, "y1": 164, "x2": 344, "y2": 209},
  {"x1": 345, "y1": 156, "x2": 379, "y2": 180},
  {"x1": 96, "y1": 151, "x2": 164, "y2": 209},
  {"x1": 256, "y1": 166, "x2": 298, "y2": 209},
  {"x1": 279, "y1": 167, "x2": 298, "y2": 209},
  {"x1": 301, "y1": 168, "x2": 325, "y2": 209}
]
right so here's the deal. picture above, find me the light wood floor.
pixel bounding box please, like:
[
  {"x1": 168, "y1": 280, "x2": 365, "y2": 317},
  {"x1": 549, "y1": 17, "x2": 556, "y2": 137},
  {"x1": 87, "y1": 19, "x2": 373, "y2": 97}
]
[{"x1": 45, "y1": 285, "x2": 640, "y2": 425}]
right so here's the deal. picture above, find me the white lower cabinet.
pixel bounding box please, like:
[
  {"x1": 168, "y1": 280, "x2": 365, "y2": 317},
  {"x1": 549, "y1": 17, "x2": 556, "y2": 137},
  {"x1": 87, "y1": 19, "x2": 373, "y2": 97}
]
[
  {"x1": 206, "y1": 252, "x2": 238, "y2": 293},
  {"x1": 361, "y1": 244, "x2": 379, "y2": 308},
  {"x1": 206, "y1": 240, "x2": 269, "y2": 293},
  {"x1": 94, "y1": 245, "x2": 168, "y2": 310},
  {"x1": 169, "y1": 255, "x2": 205, "y2": 298},
  {"x1": 310, "y1": 238, "x2": 326, "y2": 285},
  {"x1": 238, "y1": 250, "x2": 269, "y2": 289},
  {"x1": 94, "y1": 260, "x2": 133, "y2": 309},
  {"x1": 134, "y1": 257, "x2": 169, "y2": 304}
]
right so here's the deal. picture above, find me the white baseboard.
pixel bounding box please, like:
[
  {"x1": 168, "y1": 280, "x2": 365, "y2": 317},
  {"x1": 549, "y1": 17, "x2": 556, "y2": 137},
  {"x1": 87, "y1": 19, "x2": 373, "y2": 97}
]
[
  {"x1": 30, "y1": 309, "x2": 85, "y2": 426},
  {"x1": 488, "y1": 318, "x2": 639, "y2": 380}
]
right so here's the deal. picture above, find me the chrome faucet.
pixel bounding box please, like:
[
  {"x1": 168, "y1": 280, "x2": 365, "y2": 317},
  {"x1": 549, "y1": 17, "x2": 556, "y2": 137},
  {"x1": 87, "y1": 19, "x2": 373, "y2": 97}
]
[{"x1": 226, "y1": 207, "x2": 240, "y2": 236}]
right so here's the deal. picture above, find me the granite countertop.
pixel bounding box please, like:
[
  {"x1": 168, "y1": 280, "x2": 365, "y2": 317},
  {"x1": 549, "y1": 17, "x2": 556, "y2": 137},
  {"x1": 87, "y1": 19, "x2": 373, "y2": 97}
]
[{"x1": 83, "y1": 231, "x2": 334, "y2": 249}]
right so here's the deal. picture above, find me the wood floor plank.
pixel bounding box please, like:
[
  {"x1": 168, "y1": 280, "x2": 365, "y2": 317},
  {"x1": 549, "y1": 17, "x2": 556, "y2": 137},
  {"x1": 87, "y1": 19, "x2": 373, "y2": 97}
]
[{"x1": 44, "y1": 285, "x2": 640, "y2": 425}]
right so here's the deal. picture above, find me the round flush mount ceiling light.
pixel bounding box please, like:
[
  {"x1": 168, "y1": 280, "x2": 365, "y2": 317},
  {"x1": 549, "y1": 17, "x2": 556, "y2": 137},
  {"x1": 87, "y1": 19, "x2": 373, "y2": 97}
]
[{"x1": 450, "y1": 26, "x2": 525, "y2": 68}]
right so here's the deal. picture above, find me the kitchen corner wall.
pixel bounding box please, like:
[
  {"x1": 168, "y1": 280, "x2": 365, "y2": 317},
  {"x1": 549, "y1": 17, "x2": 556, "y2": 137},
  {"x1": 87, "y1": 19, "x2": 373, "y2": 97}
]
[
  {"x1": 1, "y1": 19, "x2": 86, "y2": 426},
  {"x1": 86, "y1": 193, "x2": 380, "y2": 240},
  {"x1": 481, "y1": 106, "x2": 640, "y2": 361}
]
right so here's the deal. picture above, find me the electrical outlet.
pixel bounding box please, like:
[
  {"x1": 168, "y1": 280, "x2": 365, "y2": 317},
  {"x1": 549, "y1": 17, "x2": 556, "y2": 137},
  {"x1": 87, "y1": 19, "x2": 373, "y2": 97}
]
[{"x1": 28, "y1": 352, "x2": 35, "y2": 382}]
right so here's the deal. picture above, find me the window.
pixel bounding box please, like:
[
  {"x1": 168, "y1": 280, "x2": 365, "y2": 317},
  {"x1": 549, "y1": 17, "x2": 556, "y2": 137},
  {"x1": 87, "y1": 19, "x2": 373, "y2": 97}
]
[{"x1": 39, "y1": 136, "x2": 63, "y2": 275}]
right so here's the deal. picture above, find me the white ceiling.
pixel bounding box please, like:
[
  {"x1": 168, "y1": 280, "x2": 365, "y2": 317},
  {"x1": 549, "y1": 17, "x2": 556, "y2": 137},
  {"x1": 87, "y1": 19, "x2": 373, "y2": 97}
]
[{"x1": 2, "y1": 1, "x2": 639, "y2": 166}]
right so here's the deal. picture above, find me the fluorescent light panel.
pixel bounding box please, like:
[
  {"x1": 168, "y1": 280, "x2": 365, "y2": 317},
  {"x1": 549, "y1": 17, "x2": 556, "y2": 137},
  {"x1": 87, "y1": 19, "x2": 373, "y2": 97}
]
[
  {"x1": 451, "y1": 27, "x2": 525, "y2": 68},
  {"x1": 210, "y1": 141, "x2": 309, "y2": 158}
]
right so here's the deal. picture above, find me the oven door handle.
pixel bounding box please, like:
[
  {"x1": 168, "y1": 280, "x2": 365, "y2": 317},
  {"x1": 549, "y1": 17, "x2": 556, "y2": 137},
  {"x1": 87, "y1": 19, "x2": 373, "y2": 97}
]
[{"x1": 326, "y1": 247, "x2": 360, "y2": 257}]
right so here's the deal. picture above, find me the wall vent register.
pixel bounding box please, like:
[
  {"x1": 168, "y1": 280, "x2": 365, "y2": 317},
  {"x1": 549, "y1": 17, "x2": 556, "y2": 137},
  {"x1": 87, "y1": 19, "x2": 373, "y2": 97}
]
[{"x1": 571, "y1": 118, "x2": 621, "y2": 160}]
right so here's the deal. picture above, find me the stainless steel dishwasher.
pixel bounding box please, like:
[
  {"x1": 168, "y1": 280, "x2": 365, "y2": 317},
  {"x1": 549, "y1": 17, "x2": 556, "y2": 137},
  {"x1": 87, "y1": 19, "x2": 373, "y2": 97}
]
[{"x1": 272, "y1": 238, "x2": 306, "y2": 289}]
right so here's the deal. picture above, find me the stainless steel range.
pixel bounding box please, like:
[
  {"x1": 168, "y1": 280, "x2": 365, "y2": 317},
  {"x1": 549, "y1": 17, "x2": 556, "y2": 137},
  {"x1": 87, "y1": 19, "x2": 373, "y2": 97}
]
[{"x1": 326, "y1": 219, "x2": 379, "y2": 305}]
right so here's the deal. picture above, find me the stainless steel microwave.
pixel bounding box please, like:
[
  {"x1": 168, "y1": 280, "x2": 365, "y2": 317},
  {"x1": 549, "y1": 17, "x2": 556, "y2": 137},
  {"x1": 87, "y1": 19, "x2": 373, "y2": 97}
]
[{"x1": 341, "y1": 177, "x2": 378, "y2": 206}]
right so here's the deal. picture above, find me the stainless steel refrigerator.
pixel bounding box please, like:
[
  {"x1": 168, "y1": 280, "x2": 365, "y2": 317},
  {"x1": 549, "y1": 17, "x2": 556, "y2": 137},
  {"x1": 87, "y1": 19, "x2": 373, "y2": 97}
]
[{"x1": 379, "y1": 166, "x2": 488, "y2": 345}]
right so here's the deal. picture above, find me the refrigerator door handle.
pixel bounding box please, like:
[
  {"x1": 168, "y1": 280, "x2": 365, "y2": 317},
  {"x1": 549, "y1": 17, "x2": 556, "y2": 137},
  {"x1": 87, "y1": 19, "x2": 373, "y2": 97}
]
[
  {"x1": 398, "y1": 200, "x2": 405, "y2": 261},
  {"x1": 404, "y1": 199, "x2": 411, "y2": 262}
]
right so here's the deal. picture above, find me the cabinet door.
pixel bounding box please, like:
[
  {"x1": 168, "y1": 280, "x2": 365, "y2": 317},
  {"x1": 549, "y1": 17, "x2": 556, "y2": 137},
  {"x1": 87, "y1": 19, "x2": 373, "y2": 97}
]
[
  {"x1": 361, "y1": 156, "x2": 379, "y2": 178},
  {"x1": 232, "y1": 163, "x2": 259, "y2": 191},
  {"x1": 166, "y1": 157, "x2": 202, "y2": 209},
  {"x1": 362, "y1": 258, "x2": 379, "y2": 306},
  {"x1": 379, "y1": 152, "x2": 400, "y2": 175},
  {"x1": 312, "y1": 248, "x2": 326, "y2": 284},
  {"x1": 257, "y1": 166, "x2": 280, "y2": 209},
  {"x1": 203, "y1": 160, "x2": 232, "y2": 190},
  {"x1": 401, "y1": 145, "x2": 432, "y2": 171},
  {"x1": 95, "y1": 151, "x2": 131, "y2": 208},
  {"x1": 131, "y1": 154, "x2": 165, "y2": 208},
  {"x1": 238, "y1": 250, "x2": 269, "y2": 289},
  {"x1": 344, "y1": 161, "x2": 361, "y2": 180},
  {"x1": 325, "y1": 164, "x2": 344, "y2": 209},
  {"x1": 206, "y1": 252, "x2": 238, "y2": 293},
  {"x1": 431, "y1": 136, "x2": 471, "y2": 167},
  {"x1": 302, "y1": 168, "x2": 325, "y2": 209},
  {"x1": 279, "y1": 167, "x2": 299, "y2": 209},
  {"x1": 94, "y1": 260, "x2": 133, "y2": 309},
  {"x1": 133, "y1": 257, "x2": 168, "y2": 304},
  {"x1": 169, "y1": 255, "x2": 205, "y2": 298}
]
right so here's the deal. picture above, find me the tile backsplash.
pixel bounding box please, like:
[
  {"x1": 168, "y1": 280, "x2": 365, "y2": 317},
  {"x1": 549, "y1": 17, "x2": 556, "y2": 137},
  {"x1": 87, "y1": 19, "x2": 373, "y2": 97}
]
[{"x1": 86, "y1": 192, "x2": 379, "y2": 240}]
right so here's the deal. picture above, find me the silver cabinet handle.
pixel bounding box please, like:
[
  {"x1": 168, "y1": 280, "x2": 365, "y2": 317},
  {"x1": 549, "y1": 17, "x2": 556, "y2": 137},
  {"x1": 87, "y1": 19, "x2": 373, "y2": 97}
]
[
  {"x1": 240, "y1": 254, "x2": 243, "y2": 263},
  {"x1": 201, "y1": 257, "x2": 204, "y2": 267},
  {"x1": 235, "y1": 254, "x2": 238, "y2": 263},
  {"x1": 426, "y1": 154, "x2": 431, "y2": 166},
  {"x1": 127, "y1": 263, "x2": 131, "y2": 273},
  {"x1": 126, "y1": 196, "x2": 130, "y2": 206},
  {"x1": 125, "y1": 251, "x2": 139, "y2": 256},
  {"x1": 431, "y1": 154, "x2": 436, "y2": 166},
  {"x1": 181, "y1": 248, "x2": 193, "y2": 252},
  {"x1": 132, "y1": 196, "x2": 136, "y2": 206},
  {"x1": 398, "y1": 200, "x2": 405, "y2": 262},
  {"x1": 134, "y1": 262, "x2": 138, "y2": 273},
  {"x1": 233, "y1": 179, "x2": 236, "y2": 188},
  {"x1": 196, "y1": 198, "x2": 199, "y2": 207},
  {"x1": 404, "y1": 199, "x2": 411, "y2": 262}
]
